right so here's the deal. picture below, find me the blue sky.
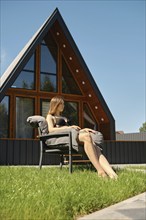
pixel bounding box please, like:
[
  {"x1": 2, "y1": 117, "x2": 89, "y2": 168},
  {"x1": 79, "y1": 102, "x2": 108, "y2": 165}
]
[{"x1": 0, "y1": 0, "x2": 145, "y2": 133}]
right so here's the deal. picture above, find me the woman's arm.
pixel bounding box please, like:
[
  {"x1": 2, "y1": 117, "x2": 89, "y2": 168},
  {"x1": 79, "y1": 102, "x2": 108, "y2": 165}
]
[{"x1": 46, "y1": 114, "x2": 80, "y2": 133}]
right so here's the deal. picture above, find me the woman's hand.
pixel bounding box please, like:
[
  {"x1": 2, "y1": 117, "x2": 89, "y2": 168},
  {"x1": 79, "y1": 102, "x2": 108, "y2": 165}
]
[
  {"x1": 81, "y1": 128, "x2": 96, "y2": 133},
  {"x1": 70, "y1": 125, "x2": 81, "y2": 130}
]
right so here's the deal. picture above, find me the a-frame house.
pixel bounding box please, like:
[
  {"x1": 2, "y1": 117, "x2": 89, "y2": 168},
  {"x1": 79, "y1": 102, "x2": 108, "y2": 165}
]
[{"x1": 0, "y1": 8, "x2": 115, "y2": 141}]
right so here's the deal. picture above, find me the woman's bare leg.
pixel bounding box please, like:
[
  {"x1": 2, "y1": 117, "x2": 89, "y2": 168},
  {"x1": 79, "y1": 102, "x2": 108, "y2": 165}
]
[
  {"x1": 94, "y1": 146, "x2": 118, "y2": 179},
  {"x1": 78, "y1": 132, "x2": 107, "y2": 177}
]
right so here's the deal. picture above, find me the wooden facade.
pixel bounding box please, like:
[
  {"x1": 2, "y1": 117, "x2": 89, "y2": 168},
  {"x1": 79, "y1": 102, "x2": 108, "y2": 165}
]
[{"x1": 0, "y1": 8, "x2": 115, "y2": 141}]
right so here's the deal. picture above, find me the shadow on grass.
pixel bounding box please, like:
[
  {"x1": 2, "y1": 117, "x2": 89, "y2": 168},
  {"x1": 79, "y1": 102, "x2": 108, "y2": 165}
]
[{"x1": 73, "y1": 164, "x2": 96, "y2": 172}]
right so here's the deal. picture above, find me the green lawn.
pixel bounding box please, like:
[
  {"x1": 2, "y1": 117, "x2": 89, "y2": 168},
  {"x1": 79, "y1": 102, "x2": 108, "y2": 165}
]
[{"x1": 0, "y1": 166, "x2": 146, "y2": 220}]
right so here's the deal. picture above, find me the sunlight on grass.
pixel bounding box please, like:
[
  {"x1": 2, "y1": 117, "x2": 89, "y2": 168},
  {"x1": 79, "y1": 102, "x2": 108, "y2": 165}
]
[{"x1": 0, "y1": 166, "x2": 146, "y2": 220}]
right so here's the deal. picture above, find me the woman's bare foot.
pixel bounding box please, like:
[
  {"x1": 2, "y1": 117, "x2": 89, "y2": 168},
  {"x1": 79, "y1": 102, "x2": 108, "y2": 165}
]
[
  {"x1": 109, "y1": 173, "x2": 118, "y2": 180},
  {"x1": 98, "y1": 171, "x2": 108, "y2": 178}
]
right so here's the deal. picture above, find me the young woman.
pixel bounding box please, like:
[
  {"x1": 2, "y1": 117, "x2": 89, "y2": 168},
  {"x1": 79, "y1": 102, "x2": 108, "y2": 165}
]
[{"x1": 46, "y1": 96, "x2": 118, "y2": 179}]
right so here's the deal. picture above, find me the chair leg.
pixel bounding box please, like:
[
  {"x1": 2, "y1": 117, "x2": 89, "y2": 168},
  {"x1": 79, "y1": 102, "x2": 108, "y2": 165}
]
[
  {"x1": 69, "y1": 155, "x2": 72, "y2": 173},
  {"x1": 69, "y1": 146, "x2": 72, "y2": 174},
  {"x1": 60, "y1": 154, "x2": 64, "y2": 169},
  {"x1": 39, "y1": 141, "x2": 43, "y2": 169},
  {"x1": 68, "y1": 132, "x2": 73, "y2": 173},
  {"x1": 39, "y1": 154, "x2": 43, "y2": 169}
]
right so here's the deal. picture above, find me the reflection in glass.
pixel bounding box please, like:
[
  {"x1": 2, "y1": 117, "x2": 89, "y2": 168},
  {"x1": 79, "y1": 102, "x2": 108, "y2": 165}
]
[
  {"x1": 41, "y1": 100, "x2": 79, "y2": 126},
  {"x1": 62, "y1": 58, "x2": 82, "y2": 95},
  {"x1": 41, "y1": 45, "x2": 56, "y2": 74},
  {"x1": 40, "y1": 43, "x2": 57, "y2": 92},
  {"x1": 12, "y1": 71, "x2": 34, "y2": 89},
  {"x1": 40, "y1": 73, "x2": 56, "y2": 92},
  {"x1": 16, "y1": 97, "x2": 34, "y2": 138},
  {"x1": 83, "y1": 103, "x2": 97, "y2": 130},
  {"x1": 12, "y1": 53, "x2": 35, "y2": 89},
  {"x1": 0, "y1": 96, "x2": 9, "y2": 138},
  {"x1": 63, "y1": 101, "x2": 79, "y2": 125},
  {"x1": 41, "y1": 100, "x2": 50, "y2": 118}
]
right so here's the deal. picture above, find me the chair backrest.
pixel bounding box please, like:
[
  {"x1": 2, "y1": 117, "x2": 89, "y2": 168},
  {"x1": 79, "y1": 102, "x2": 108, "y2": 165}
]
[{"x1": 27, "y1": 115, "x2": 48, "y2": 136}]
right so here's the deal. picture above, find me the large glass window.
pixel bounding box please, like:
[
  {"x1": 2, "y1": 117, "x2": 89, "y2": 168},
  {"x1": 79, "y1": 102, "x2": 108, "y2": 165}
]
[
  {"x1": 40, "y1": 73, "x2": 56, "y2": 92},
  {"x1": 41, "y1": 45, "x2": 56, "y2": 73},
  {"x1": 62, "y1": 57, "x2": 82, "y2": 95},
  {"x1": 12, "y1": 53, "x2": 35, "y2": 89},
  {"x1": 12, "y1": 71, "x2": 34, "y2": 89},
  {"x1": 40, "y1": 100, "x2": 79, "y2": 126},
  {"x1": 0, "y1": 96, "x2": 9, "y2": 138},
  {"x1": 16, "y1": 97, "x2": 34, "y2": 138},
  {"x1": 83, "y1": 103, "x2": 97, "y2": 130},
  {"x1": 40, "y1": 35, "x2": 57, "y2": 92},
  {"x1": 41, "y1": 100, "x2": 50, "y2": 118},
  {"x1": 23, "y1": 54, "x2": 35, "y2": 71},
  {"x1": 63, "y1": 101, "x2": 79, "y2": 125}
]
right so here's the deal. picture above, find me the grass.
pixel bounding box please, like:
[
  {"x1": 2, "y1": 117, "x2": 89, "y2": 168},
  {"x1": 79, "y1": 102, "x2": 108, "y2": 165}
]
[{"x1": 0, "y1": 166, "x2": 146, "y2": 220}]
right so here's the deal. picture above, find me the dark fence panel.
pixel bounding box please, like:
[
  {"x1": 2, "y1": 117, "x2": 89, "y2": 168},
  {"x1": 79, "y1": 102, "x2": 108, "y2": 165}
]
[
  {"x1": 0, "y1": 139, "x2": 61, "y2": 165},
  {"x1": 103, "y1": 141, "x2": 146, "y2": 164},
  {"x1": 0, "y1": 140, "x2": 7, "y2": 164},
  {"x1": 0, "y1": 139, "x2": 146, "y2": 165}
]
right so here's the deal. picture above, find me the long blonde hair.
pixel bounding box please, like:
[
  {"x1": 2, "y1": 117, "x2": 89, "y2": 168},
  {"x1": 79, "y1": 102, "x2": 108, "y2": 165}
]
[{"x1": 48, "y1": 96, "x2": 64, "y2": 115}]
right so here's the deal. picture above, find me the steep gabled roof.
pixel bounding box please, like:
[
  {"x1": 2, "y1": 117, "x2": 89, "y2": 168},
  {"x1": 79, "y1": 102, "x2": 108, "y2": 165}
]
[
  {"x1": 0, "y1": 8, "x2": 115, "y2": 138},
  {"x1": 0, "y1": 9, "x2": 59, "y2": 94}
]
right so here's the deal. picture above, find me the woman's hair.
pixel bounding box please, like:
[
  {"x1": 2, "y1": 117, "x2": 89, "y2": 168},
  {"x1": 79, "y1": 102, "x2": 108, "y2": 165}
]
[{"x1": 48, "y1": 96, "x2": 64, "y2": 115}]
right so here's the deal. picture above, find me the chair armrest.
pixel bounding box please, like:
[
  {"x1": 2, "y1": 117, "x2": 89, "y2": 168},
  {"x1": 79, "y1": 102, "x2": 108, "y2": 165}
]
[{"x1": 38, "y1": 131, "x2": 71, "y2": 141}]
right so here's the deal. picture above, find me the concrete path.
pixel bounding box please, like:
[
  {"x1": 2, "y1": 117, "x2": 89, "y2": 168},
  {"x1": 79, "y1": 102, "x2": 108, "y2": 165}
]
[{"x1": 78, "y1": 192, "x2": 146, "y2": 220}]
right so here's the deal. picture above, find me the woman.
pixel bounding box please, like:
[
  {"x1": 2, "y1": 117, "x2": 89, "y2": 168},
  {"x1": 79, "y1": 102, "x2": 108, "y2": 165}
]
[{"x1": 46, "y1": 96, "x2": 118, "y2": 179}]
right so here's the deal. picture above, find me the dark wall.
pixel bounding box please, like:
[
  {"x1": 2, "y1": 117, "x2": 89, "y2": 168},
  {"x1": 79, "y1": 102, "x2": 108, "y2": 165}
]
[
  {"x1": 103, "y1": 141, "x2": 146, "y2": 164},
  {"x1": 0, "y1": 139, "x2": 146, "y2": 165},
  {"x1": 0, "y1": 139, "x2": 60, "y2": 165}
]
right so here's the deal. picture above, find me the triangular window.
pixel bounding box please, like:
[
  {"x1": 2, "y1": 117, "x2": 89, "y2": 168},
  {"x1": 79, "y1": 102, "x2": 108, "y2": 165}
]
[
  {"x1": 83, "y1": 103, "x2": 98, "y2": 130},
  {"x1": 63, "y1": 101, "x2": 79, "y2": 125},
  {"x1": 40, "y1": 33, "x2": 57, "y2": 92},
  {"x1": 62, "y1": 57, "x2": 82, "y2": 95},
  {"x1": 12, "y1": 53, "x2": 35, "y2": 90}
]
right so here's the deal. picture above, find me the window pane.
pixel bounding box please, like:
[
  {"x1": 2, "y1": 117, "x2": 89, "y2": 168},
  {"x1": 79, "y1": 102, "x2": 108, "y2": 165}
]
[
  {"x1": 41, "y1": 100, "x2": 78, "y2": 126},
  {"x1": 0, "y1": 96, "x2": 9, "y2": 138},
  {"x1": 23, "y1": 54, "x2": 35, "y2": 71},
  {"x1": 83, "y1": 103, "x2": 97, "y2": 130},
  {"x1": 40, "y1": 73, "x2": 56, "y2": 92},
  {"x1": 16, "y1": 97, "x2": 34, "y2": 138},
  {"x1": 63, "y1": 102, "x2": 79, "y2": 125},
  {"x1": 12, "y1": 71, "x2": 35, "y2": 89},
  {"x1": 12, "y1": 52, "x2": 35, "y2": 90},
  {"x1": 41, "y1": 100, "x2": 50, "y2": 117},
  {"x1": 40, "y1": 42, "x2": 57, "y2": 92},
  {"x1": 62, "y1": 58, "x2": 82, "y2": 95},
  {"x1": 41, "y1": 44, "x2": 57, "y2": 74}
]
